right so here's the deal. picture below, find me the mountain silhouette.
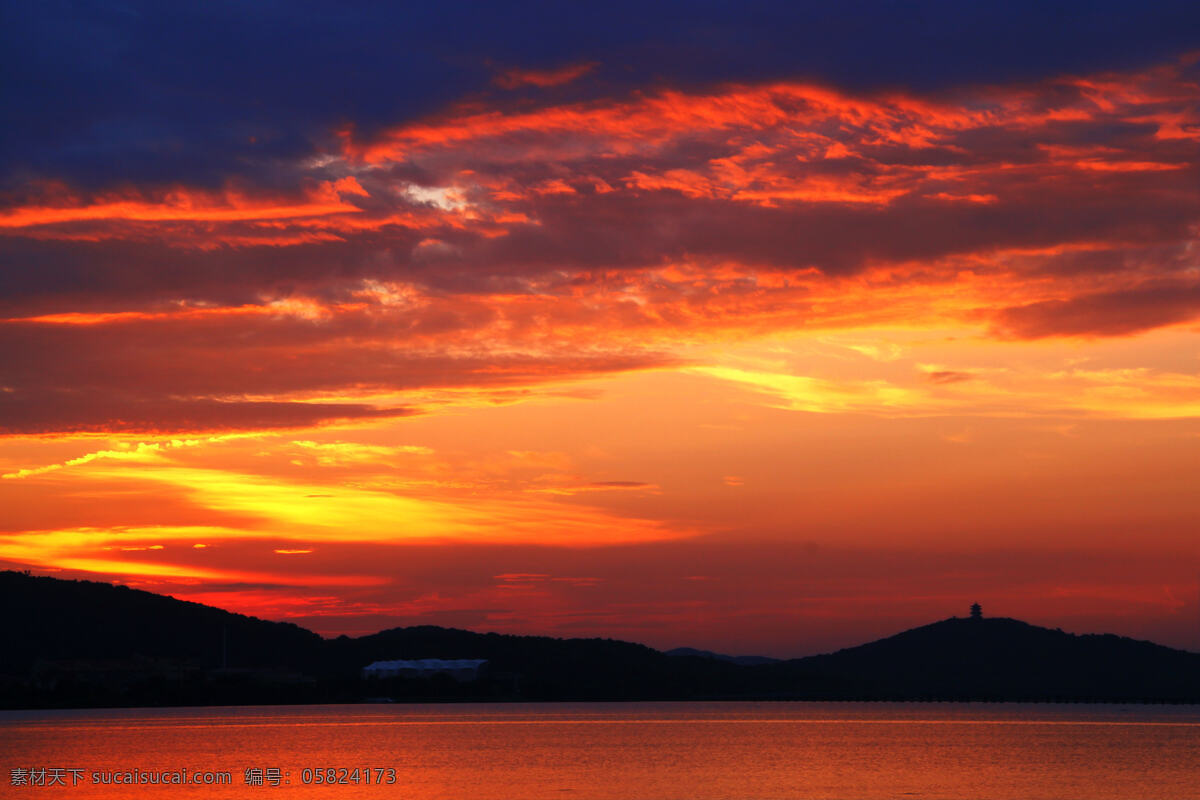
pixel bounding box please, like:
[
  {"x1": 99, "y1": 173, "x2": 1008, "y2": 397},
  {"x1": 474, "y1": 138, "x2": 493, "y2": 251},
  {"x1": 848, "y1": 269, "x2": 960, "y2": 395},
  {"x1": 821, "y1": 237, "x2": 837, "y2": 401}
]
[
  {"x1": 665, "y1": 647, "x2": 779, "y2": 666},
  {"x1": 2, "y1": 571, "x2": 1198, "y2": 708},
  {"x1": 1, "y1": 569, "x2": 322, "y2": 676},
  {"x1": 757, "y1": 615, "x2": 1200, "y2": 701}
]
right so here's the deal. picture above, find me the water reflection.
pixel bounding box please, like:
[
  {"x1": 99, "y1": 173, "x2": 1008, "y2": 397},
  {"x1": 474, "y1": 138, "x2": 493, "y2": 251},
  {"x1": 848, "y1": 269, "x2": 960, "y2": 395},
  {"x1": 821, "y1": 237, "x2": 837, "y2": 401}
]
[{"x1": 3, "y1": 702, "x2": 1198, "y2": 799}]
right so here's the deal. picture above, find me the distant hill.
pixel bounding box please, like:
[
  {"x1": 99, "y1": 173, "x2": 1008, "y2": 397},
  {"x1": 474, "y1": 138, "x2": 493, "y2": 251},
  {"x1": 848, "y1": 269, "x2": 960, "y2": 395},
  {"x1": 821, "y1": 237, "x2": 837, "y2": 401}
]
[
  {"x1": 763, "y1": 616, "x2": 1200, "y2": 702},
  {"x1": 665, "y1": 647, "x2": 779, "y2": 666},
  {"x1": 0, "y1": 571, "x2": 738, "y2": 707},
  {"x1": 2, "y1": 571, "x2": 1198, "y2": 708},
  {"x1": 329, "y1": 625, "x2": 738, "y2": 699},
  {"x1": 0, "y1": 570, "x2": 323, "y2": 674}
]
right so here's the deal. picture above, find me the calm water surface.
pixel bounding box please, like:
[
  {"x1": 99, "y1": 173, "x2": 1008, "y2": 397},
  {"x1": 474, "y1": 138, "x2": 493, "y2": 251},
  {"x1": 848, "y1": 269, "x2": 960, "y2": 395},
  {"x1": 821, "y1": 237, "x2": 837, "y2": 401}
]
[{"x1": 3, "y1": 701, "x2": 1198, "y2": 799}]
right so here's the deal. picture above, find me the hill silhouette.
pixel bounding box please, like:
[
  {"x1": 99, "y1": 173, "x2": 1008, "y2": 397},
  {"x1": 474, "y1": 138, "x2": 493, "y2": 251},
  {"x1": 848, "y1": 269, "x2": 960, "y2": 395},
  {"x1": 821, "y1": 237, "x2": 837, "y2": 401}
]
[
  {"x1": 755, "y1": 615, "x2": 1200, "y2": 702},
  {"x1": 0, "y1": 571, "x2": 738, "y2": 707},
  {"x1": 327, "y1": 625, "x2": 737, "y2": 699},
  {"x1": 2, "y1": 571, "x2": 1198, "y2": 708},
  {"x1": 665, "y1": 647, "x2": 779, "y2": 666},
  {"x1": 1, "y1": 570, "x2": 322, "y2": 675}
]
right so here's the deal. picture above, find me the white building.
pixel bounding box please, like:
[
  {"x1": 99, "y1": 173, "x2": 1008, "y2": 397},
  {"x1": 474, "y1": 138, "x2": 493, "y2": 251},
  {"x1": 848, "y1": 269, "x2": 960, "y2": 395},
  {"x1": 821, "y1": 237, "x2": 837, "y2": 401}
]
[{"x1": 361, "y1": 659, "x2": 488, "y2": 681}]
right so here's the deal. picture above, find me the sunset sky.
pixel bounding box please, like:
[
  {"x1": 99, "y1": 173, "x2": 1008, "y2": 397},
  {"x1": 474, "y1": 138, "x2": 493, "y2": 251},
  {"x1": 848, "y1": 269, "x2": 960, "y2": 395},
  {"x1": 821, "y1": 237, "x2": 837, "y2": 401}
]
[{"x1": 3, "y1": 2, "x2": 1199, "y2": 657}]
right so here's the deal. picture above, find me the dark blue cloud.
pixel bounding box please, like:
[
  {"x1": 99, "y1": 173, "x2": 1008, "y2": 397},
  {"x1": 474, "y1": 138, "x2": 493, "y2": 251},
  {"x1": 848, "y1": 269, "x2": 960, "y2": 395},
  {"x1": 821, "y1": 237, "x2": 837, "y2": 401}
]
[{"x1": 3, "y1": 0, "x2": 1198, "y2": 190}]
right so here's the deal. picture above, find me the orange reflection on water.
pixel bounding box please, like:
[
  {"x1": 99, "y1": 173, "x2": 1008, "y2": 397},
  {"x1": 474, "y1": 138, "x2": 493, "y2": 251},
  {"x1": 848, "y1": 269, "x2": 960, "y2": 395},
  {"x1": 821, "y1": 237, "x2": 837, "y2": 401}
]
[{"x1": 3, "y1": 702, "x2": 1199, "y2": 800}]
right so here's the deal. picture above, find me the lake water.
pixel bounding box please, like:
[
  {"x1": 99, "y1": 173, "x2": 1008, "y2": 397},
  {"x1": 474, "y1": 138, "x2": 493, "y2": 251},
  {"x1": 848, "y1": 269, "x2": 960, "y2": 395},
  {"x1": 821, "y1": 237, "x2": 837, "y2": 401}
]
[{"x1": 2, "y1": 701, "x2": 1198, "y2": 799}]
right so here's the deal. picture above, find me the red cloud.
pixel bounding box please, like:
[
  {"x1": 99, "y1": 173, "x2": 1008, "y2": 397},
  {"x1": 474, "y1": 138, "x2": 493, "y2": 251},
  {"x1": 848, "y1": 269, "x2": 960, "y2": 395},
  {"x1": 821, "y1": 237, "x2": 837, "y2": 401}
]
[
  {"x1": 493, "y1": 61, "x2": 597, "y2": 89},
  {"x1": 992, "y1": 282, "x2": 1200, "y2": 339},
  {"x1": 0, "y1": 394, "x2": 411, "y2": 436}
]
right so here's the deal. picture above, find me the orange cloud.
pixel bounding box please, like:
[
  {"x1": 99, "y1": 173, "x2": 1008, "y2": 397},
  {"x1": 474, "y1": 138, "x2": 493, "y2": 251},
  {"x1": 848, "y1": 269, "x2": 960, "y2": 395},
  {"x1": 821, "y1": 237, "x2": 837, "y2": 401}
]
[{"x1": 0, "y1": 178, "x2": 368, "y2": 228}]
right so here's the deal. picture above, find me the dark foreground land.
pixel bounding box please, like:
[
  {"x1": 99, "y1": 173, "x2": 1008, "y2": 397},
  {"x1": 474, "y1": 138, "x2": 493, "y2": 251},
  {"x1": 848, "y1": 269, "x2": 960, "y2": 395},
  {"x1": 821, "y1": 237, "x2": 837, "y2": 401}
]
[{"x1": 3, "y1": 570, "x2": 1199, "y2": 709}]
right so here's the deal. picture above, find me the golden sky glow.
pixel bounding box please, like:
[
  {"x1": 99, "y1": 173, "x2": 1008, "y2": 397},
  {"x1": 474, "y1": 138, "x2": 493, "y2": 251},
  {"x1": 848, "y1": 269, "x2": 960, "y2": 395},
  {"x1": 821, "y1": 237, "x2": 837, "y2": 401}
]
[{"x1": 2, "y1": 53, "x2": 1199, "y2": 656}]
